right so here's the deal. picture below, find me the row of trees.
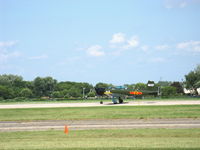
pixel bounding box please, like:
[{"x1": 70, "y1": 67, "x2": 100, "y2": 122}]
[
  {"x1": 0, "y1": 65, "x2": 199, "y2": 100},
  {"x1": 0, "y1": 75, "x2": 94, "y2": 100}
]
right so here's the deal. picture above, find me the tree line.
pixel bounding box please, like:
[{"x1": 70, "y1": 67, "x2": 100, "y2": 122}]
[
  {"x1": 0, "y1": 65, "x2": 199, "y2": 101},
  {"x1": 0, "y1": 75, "x2": 95, "y2": 100}
]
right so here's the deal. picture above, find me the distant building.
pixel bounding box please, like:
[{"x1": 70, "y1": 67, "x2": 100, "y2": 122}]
[
  {"x1": 147, "y1": 80, "x2": 155, "y2": 87},
  {"x1": 183, "y1": 88, "x2": 200, "y2": 95}
]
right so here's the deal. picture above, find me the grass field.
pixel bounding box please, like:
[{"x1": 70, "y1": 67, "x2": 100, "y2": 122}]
[
  {"x1": 1, "y1": 104, "x2": 200, "y2": 149},
  {"x1": 0, "y1": 128, "x2": 200, "y2": 150},
  {"x1": 0, "y1": 105, "x2": 199, "y2": 121}
]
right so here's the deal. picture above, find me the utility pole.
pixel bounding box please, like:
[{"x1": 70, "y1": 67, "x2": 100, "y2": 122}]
[
  {"x1": 82, "y1": 87, "x2": 85, "y2": 99},
  {"x1": 157, "y1": 86, "x2": 161, "y2": 96}
]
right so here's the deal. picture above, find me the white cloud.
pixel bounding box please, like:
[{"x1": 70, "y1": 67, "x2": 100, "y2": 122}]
[
  {"x1": 155, "y1": 44, "x2": 169, "y2": 50},
  {"x1": 180, "y1": 1, "x2": 187, "y2": 8},
  {"x1": 176, "y1": 40, "x2": 200, "y2": 52},
  {"x1": 177, "y1": 42, "x2": 190, "y2": 49},
  {"x1": 0, "y1": 41, "x2": 18, "y2": 48},
  {"x1": 165, "y1": 0, "x2": 187, "y2": 8},
  {"x1": 194, "y1": 46, "x2": 200, "y2": 52},
  {"x1": 110, "y1": 37, "x2": 140, "y2": 56},
  {"x1": 164, "y1": 0, "x2": 200, "y2": 9},
  {"x1": 28, "y1": 54, "x2": 48, "y2": 60},
  {"x1": 0, "y1": 51, "x2": 21, "y2": 63},
  {"x1": 87, "y1": 45, "x2": 105, "y2": 57},
  {"x1": 0, "y1": 40, "x2": 21, "y2": 63},
  {"x1": 123, "y1": 36, "x2": 139, "y2": 49},
  {"x1": 110, "y1": 33, "x2": 125, "y2": 44},
  {"x1": 109, "y1": 33, "x2": 139, "y2": 51}
]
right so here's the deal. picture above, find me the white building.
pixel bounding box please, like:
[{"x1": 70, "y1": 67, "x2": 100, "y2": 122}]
[{"x1": 184, "y1": 88, "x2": 200, "y2": 95}]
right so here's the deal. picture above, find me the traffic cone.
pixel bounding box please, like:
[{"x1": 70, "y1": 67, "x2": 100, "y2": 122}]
[{"x1": 64, "y1": 125, "x2": 68, "y2": 134}]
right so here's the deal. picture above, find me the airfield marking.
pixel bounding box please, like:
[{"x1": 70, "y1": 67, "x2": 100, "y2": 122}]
[{"x1": 0, "y1": 100, "x2": 200, "y2": 109}]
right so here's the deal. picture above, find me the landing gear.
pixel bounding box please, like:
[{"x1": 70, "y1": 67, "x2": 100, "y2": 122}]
[
  {"x1": 112, "y1": 96, "x2": 118, "y2": 104},
  {"x1": 118, "y1": 97, "x2": 123, "y2": 103},
  {"x1": 111, "y1": 96, "x2": 124, "y2": 104}
]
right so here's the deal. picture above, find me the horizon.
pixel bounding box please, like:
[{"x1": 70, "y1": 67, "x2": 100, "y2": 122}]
[{"x1": 0, "y1": 73, "x2": 186, "y2": 86}]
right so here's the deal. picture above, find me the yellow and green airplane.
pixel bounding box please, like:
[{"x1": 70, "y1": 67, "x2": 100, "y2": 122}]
[{"x1": 95, "y1": 87, "x2": 143, "y2": 104}]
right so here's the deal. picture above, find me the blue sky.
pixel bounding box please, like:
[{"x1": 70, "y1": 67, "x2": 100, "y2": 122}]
[{"x1": 0, "y1": 0, "x2": 200, "y2": 85}]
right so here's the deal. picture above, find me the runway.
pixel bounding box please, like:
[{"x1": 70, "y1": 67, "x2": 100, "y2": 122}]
[
  {"x1": 0, "y1": 118, "x2": 200, "y2": 132},
  {"x1": 0, "y1": 100, "x2": 200, "y2": 109}
]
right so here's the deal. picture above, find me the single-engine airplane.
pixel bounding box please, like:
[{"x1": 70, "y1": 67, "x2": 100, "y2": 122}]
[{"x1": 95, "y1": 86, "x2": 143, "y2": 104}]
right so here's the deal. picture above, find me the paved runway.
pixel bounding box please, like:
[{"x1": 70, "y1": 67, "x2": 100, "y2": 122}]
[
  {"x1": 0, "y1": 118, "x2": 200, "y2": 132},
  {"x1": 0, "y1": 100, "x2": 200, "y2": 109}
]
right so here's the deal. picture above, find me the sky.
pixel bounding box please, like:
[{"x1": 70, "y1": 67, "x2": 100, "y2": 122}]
[{"x1": 0, "y1": 0, "x2": 200, "y2": 85}]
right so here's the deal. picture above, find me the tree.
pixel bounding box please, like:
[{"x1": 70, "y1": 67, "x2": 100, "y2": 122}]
[
  {"x1": 52, "y1": 91, "x2": 63, "y2": 98},
  {"x1": 157, "y1": 81, "x2": 172, "y2": 87},
  {"x1": 79, "y1": 82, "x2": 93, "y2": 95},
  {"x1": 33, "y1": 77, "x2": 45, "y2": 97},
  {"x1": 44, "y1": 77, "x2": 57, "y2": 96},
  {"x1": 55, "y1": 82, "x2": 71, "y2": 91},
  {"x1": 171, "y1": 82, "x2": 183, "y2": 94},
  {"x1": 185, "y1": 65, "x2": 200, "y2": 95},
  {"x1": 87, "y1": 90, "x2": 96, "y2": 97},
  {"x1": 61, "y1": 89, "x2": 69, "y2": 96},
  {"x1": 55, "y1": 81, "x2": 93, "y2": 98},
  {"x1": 124, "y1": 84, "x2": 135, "y2": 90},
  {"x1": 0, "y1": 74, "x2": 28, "y2": 99},
  {"x1": 24, "y1": 81, "x2": 34, "y2": 90},
  {"x1": 95, "y1": 82, "x2": 111, "y2": 89},
  {"x1": 0, "y1": 74, "x2": 24, "y2": 87},
  {"x1": 134, "y1": 83, "x2": 146, "y2": 90},
  {"x1": 194, "y1": 81, "x2": 200, "y2": 89},
  {"x1": 161, "y1": 86, "x2": 177, "y2": 97},
  {"x1": 68, "y1": 87, "x2": 82, "y2": 98},
  {"x1": 20, "y1": 88, "x2": 33, "y2": 98},
  {"x1": 33, "y1": 77, "x2": 57, "y2": 97},
  {"x1": 0, "y1": 85, "x2": 14, "y2": 99}
]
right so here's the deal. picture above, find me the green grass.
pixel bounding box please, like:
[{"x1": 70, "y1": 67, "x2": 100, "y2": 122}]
[
  {"x1": 0, "y1": 128, "x2": 200, "y2": 149},
  {"x1": 0, "y1": 99, "x2": 121, "y2": 105},
  {"x1": 0, "y1": 105, "x2": 200, "y2": 121},
  {"x1": 0, "y1": 99, "x2": 109, "y2": 104}
]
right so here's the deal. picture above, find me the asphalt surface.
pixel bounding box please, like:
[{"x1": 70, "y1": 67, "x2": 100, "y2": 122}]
[
  {"x1": 0, "y1": 100, "x2": 200, "y2": 109},
  {"x1": 0, "y1": 118, "x2": 200, "y2": 132}
]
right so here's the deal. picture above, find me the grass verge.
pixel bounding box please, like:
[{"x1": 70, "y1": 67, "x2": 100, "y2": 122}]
[
  {"x1": 0, "y1": 105, "x2": 199, "y2": 121},
  {"x1": 0, "y1": 128, "x2": 200, "y2": 150}
]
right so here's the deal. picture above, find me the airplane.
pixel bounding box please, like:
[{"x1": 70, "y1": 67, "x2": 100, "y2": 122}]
[
  {"x1": 95, "y1": 83, "x2": 160, "y2": 104},
  {"x1": 95, "y1": 86, "x2": 144, "y2": 104}
]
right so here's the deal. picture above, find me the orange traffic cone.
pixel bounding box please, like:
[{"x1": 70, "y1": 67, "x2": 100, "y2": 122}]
[{"x1": 64, "y1": 125, "x2": 69, "y2": 134}]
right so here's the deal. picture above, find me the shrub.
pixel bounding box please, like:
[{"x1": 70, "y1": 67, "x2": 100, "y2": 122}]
[{"x1": 161, "y1": 86, "x2": 177, "y2": 98}]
